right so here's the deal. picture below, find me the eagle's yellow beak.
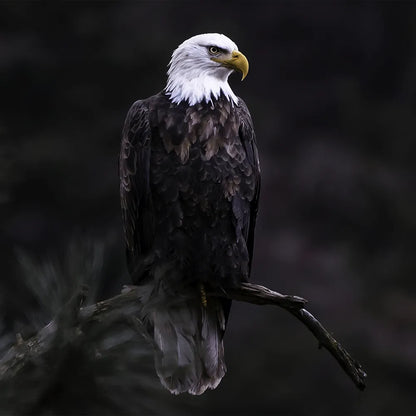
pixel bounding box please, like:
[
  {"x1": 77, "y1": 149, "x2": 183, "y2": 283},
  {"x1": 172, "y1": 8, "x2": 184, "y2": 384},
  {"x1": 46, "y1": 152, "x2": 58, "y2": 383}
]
[{"x1": 212, "y1": 50, "x2": 249, "y2": 81}]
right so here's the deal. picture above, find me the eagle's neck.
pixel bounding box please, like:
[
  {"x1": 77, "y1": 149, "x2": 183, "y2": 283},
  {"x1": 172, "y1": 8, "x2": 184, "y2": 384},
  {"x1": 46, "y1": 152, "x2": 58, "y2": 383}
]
[{"x1": 165, "y1": 67, "x2": 238, "y2": 107}]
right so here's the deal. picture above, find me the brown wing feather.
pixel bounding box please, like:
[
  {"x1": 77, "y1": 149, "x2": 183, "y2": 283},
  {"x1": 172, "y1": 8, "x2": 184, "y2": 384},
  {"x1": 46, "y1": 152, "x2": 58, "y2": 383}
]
[
  {"x1": 119, "y1": 100, "x2": 153, "y2": 278},
  {"x1": 236, "y1": 98, "x2": 261, "y2": 273}
]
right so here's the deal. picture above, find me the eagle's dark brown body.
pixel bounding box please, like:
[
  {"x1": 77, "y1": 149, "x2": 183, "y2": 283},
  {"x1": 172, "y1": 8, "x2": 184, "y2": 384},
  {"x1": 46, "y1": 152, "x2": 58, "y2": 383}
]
[{"x1": 120, "y1": 91, "x2": 260, "y2": 394}]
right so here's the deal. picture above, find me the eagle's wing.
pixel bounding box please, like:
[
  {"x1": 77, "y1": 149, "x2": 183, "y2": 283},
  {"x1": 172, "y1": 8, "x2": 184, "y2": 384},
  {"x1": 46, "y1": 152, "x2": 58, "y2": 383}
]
[
  {"x1": 237, "y1": 98, "x2": 261, "y2": 273},
  {"x1": 119, "y1": 100, "x2": 153, "y2": 279}
]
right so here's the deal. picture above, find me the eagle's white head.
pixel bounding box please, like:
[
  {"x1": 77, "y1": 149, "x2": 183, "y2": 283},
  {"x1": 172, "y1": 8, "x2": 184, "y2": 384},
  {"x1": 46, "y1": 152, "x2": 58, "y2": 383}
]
[{"x1": 165, "y1": 33, "x2": 249, "y2": 106}]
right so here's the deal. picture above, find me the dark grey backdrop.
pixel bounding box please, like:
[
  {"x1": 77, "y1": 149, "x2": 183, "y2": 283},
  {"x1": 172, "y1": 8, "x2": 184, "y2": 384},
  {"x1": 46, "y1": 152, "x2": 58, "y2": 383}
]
[{"x1": 1, "y1": 2, "x2": 415, "y2": 415}]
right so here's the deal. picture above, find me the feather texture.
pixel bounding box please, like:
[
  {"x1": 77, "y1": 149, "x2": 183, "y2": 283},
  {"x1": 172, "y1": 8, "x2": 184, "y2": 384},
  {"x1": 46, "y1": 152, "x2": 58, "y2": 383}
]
[
  {"x1": 153, "y1": 298, "x2": 226, "y2": 395},
  {"x1": 119, "y1": 34, "x2": 260, "y2": 394},
  {"x1": 135, "y1": 277, "x2": 226, "y2": 395}
]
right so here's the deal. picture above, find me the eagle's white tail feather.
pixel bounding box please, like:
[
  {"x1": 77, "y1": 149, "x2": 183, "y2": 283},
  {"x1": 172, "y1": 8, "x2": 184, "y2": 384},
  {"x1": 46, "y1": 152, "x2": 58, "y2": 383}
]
[{"x1": 151, "y1": 298, "x2": 226, "y2": 395}]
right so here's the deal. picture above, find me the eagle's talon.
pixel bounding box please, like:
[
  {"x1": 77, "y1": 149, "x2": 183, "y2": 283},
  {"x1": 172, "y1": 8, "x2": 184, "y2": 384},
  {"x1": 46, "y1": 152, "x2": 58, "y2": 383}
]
[{"x1": 200, "y1": 284, "x2": 207, "y2": 308}]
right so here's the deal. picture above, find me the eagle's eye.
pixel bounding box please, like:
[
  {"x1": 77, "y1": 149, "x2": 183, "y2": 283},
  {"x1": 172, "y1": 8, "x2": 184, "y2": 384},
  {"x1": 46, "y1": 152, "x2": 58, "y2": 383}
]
[{"x1": 209, "y1": 46, "x2": 220, "y2": 55}]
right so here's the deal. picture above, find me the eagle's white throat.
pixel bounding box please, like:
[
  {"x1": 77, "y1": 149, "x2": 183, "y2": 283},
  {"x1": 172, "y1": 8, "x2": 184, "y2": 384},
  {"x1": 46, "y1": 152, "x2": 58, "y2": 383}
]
[{"x1": 165, "y1": 33, "x2": 239, "y2": 106}]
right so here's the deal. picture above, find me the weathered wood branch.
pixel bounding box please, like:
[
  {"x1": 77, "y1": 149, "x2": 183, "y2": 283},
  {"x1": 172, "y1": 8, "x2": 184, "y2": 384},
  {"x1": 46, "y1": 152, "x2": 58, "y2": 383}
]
[
  {"x1": 224, "y1": 282, "x2": 307, "y2": 308},
  {"x1": 223, "y1": 283, "x2": 366, "y2": 390},
  {"x1": 288, "y1": 307, "x2": 366, "y2": 390},
  {"x1": 0, "y1": 282, "x2": 366, "y2": 391}
]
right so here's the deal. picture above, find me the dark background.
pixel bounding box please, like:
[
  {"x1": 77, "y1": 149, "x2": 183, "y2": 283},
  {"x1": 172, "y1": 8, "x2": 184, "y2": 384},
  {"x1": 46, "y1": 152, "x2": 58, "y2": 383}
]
[{"x1": 1, "y1": 1, "x2": 415, "y2": 415}]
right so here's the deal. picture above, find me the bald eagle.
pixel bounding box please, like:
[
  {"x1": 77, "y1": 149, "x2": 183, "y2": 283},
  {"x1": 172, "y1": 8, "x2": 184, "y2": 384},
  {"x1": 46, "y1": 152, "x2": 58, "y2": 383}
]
[{"x1": 120, "y1": 33, "x2": 260, "y2": 395}]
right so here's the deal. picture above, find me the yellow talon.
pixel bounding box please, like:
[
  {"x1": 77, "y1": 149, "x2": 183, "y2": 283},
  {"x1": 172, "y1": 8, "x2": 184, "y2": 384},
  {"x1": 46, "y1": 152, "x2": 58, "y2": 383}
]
[{"x1": 200, "y1": 284, "x2": 207, "y2": 308}]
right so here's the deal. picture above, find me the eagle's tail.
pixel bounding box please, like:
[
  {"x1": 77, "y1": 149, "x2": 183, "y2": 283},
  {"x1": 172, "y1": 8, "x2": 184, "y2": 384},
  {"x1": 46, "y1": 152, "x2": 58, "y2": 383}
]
[{"x1": 143, "y1": 286, "x2": 227, "y2": 395}]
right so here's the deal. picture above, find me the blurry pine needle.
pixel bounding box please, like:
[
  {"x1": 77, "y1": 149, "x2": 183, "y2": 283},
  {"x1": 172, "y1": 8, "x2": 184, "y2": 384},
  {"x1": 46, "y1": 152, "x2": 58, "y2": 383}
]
[{"x1": 0, "y1": 238, "x2": 186, "y2": 415}]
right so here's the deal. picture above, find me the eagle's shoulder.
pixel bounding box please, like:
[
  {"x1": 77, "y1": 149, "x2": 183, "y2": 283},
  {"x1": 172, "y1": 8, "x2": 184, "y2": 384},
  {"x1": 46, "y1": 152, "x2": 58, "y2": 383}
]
[{"x1": 235, "y1": 97, "x2": 254, "y2": 131}]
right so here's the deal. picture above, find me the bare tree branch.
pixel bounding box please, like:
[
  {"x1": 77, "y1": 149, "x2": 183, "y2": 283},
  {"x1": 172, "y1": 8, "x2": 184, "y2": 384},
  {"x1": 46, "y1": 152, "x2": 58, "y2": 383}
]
[
  {"x1": 224, "y1": 282, "x2": 307, "y2": 308},
  {"x1": 288, "y1": 308, "x2": 366, "y2": 390},
  {"x1": 0, "y1": 282, "x2": 366, "y2": 392},
  {"x1": 223, "y1": 283, "x2": 366, "y2": 390}
]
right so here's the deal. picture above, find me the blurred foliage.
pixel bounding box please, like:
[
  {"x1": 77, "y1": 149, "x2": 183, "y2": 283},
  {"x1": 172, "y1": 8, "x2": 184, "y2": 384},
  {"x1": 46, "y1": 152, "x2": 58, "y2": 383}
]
[
  {"x1": 0, "y1": 239, "x2": 192, "y2": 415},
  {"x1": 0, "y1": 2, "x2": 415, "y2": 415}
]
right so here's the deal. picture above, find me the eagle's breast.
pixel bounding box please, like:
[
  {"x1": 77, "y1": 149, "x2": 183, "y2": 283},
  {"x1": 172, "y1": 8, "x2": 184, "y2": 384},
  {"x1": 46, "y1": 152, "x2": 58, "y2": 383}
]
[
  {"x1": 143, "y1": 93, "x2": 255, "y2": 284},
  {"x1": 154, "y1": 97, "x2": 237, "y2": 162},
  {"x1": 148, "y1": 93, "x2": 252, "y2": 198}
]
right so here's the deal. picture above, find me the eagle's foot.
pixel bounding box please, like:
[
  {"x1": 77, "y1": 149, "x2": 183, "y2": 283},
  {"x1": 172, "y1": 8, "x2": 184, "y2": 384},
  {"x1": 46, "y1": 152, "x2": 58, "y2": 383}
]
[{"x1": 200, "y1": 283, "x2": 207, "y2": 308}]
